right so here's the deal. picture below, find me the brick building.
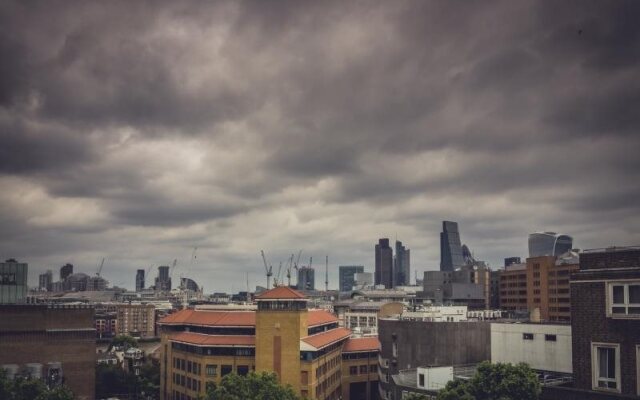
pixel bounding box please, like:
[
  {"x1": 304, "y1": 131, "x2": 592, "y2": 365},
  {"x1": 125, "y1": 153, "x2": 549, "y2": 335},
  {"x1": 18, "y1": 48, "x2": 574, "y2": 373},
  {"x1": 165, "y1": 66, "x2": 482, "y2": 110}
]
[
  {"x1": 570, "y1": 246, "x2": 640, "y2": 397},
  {"x1": 158, "y1": 286, "x2": 379, "y2": 400},
  {"x1": 0, "y1": 304, "x2": 96, "y2": 400},
  {"x1": 499, "y1": 254, "x2": 579, "y2": 321},
  {"x1": 116, "y1": 303, "x2": 156, "y2": 338}
]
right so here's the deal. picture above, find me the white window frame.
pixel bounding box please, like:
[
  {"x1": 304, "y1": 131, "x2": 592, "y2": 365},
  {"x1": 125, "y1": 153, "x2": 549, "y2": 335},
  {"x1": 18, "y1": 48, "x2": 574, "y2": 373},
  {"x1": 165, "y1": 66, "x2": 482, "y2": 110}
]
[
  {"x1": 637, "y1": 345, "x2": 640, "y2": 396},
  {"x1": 607, "y1": 281, "x2": 640, "y2": 318},
  {"x1": 591, "y1": 342, "x2": 621, "y2": 393}
]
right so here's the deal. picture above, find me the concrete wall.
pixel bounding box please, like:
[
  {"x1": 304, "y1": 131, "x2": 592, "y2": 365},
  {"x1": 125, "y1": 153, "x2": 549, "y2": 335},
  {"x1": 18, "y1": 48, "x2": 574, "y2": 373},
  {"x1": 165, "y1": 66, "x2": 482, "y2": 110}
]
[
  {"x1": 378, "y1": 319, "x2": 490, "y2": 371},
  {"x1": 491, "y1": 323, "x2": 572, "y2": 373}
]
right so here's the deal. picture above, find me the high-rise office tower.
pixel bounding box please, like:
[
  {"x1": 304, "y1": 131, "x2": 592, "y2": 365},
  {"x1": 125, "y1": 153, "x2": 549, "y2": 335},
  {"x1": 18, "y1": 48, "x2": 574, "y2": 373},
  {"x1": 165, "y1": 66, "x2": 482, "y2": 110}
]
[
  {"x1": 528, "y1": 232, "x2": 573, "y2": 258},
  {"x1": 39, "y1": 270, "x2": 53, "y2": 291},
  {"x1": 60, "y1": 263, "x2": 73, "y2": 281},
  {"x1": 155, "y1": 265, "x2": 171, "y2": 292},
  {"x1": 0, "y1": 259, "x2": 28, "y2": 304},
  {"x1": 440, "y1": 221, "x2": 465, "y2": 271},
  {"x1": 338, "y1": 265, "x2": 364, "y2": 292},
  {"x1": 394, "y1": 241, "x2": 410, "y2": 286},
  {"x1": 296, "y1": 266, "x2": 315, "y2": 290},
  {"x1": 135, "y1": 269, "x2": 145, "y2": 292},
  {"x1": 375, "y1": 238, "x2": 393, "y2": 288}
]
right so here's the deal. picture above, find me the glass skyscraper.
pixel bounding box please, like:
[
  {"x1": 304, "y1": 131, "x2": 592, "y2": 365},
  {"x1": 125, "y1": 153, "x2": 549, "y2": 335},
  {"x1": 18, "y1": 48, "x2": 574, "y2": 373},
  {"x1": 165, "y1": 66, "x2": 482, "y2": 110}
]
[
  {"x1": 440, "y1": 221, "x2": 465, "y2": 271},
  {"x1": 528, "y1": 232, "x2": 573, "y2": 257},
  {"x1": 338, "y1": 265, "x2": 364, "y2": 292}
]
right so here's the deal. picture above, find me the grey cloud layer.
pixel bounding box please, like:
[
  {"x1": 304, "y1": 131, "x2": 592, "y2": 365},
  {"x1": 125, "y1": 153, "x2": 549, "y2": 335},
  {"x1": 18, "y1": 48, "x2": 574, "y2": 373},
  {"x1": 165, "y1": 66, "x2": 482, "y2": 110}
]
[{"x1": 1, "y1": 0, "x2": 639, "y2": 291}]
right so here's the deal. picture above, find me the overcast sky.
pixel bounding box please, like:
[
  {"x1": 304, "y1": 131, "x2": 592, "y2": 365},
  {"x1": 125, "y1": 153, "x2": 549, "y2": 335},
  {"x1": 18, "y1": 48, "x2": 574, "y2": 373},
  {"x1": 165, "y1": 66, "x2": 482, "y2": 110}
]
[{"x1": 1, "y1": 1, "x2": 639, "y2": 292}]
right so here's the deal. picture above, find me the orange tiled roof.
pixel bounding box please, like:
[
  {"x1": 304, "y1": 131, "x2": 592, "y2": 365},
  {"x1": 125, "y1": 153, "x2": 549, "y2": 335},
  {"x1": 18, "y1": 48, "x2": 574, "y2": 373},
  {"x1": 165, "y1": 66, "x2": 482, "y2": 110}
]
[
  {"x1": 342, "y1": 337, "x2": 380, "y2": 352},
  {"x1": 159, "y1": 309, "x2": 256, "y2": 327},
  {"x1": 301, "y1": 327, "x2": 351, "y2": 350},
  {"x1": 255, "y1": 286, "x2": 307, "y2": 300},
  {"x1": 170, "y1": 331, "x2": 255, "y2": 347},
  {"x1": 308, "y1": 309, "x2": 338, "y2": 326}
]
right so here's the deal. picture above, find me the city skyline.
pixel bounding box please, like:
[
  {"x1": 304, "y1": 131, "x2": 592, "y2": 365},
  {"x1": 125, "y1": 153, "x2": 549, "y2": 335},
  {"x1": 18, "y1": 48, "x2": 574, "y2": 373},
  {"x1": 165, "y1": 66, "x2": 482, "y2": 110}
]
[{"x1": 1, "y1": 1, "x2": 640, "y2": 292}]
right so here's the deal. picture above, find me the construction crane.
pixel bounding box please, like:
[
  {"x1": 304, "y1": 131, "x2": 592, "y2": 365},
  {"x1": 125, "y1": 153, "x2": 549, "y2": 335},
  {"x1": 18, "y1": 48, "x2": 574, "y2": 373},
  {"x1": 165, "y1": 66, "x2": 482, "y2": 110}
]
[
  {"x1": 261, "y1": 250, "x2": 273, "y2": 290},
  {"x1": 170, "y1": 259, "x2": 177, "y2": 279},
  {"x1": 309, "y1": 256, "x2": 313, "y2": 269},
  {"x1": 325, "y1": 255, "x2": 328, "y2": 292},
  {"x1": 274, "y1": 261, "x2": 283, "y2": 287},
  {"x1": 96, "y1": 258, "x2": 105, "y2": 277},
  {"x1": 286, "y1": 254, "x2": 294, "y2": 286}
]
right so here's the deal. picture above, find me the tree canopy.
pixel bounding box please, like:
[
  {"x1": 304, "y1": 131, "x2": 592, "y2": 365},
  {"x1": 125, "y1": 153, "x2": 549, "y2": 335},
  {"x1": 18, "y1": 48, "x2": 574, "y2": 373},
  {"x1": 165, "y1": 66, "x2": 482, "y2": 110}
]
[
  {"x1": 437, "y1": 361, "x2": 541, "y2": 400},
  {"x1": 204, "y1": 372, "x2": 301, "y2": 400},
  {"x1": 0, "y1": 369, "x2": 74, "y2": 400},
  {"x1": 108, "y1": 334, "x2": 139, "y2": 351}
]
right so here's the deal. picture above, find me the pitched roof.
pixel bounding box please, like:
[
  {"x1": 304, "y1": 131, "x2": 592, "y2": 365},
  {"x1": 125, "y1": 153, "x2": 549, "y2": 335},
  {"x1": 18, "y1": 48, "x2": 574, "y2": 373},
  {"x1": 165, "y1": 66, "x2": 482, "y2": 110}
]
[
  {"x1": 301, "y1": 327, "x2": 351, "y2": 351},
  {"x1": 158, "y1": 309, "x2": 255, "y2": 327},
  {"x1": 342, "y1": 337, "x2": 380, "y2": 353},
  {"x1": 308, "y1": 309, "x2": 338, "y2": 327},
  {"x1": 169, "y1": 331, "x2": 255, "y2": 347},
  {"x1": 255, "y1": 286, "x2": 307, "y2": 300}
]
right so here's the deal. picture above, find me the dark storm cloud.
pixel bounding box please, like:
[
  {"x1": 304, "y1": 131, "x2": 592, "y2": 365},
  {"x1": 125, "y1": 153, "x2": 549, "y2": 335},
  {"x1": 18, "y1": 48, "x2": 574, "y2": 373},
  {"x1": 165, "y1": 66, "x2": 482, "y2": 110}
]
[{"x1": 0, "y1": 0, "x2": 639, "y2": 291}]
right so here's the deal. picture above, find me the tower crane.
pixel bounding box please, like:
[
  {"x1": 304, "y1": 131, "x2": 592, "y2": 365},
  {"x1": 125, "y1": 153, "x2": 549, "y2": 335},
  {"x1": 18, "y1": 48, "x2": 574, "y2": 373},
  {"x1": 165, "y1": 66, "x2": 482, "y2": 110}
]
[
  {"x1": 325, "y1": 255, "x2": 328, "y2": 292},
  {"x1": 261, "y1": 250, "x2": 273, "y2": 290},
  {"x1": 274, "y1": 261, "x2": 283, "y2": 287},
  {"x1": 96, "y1": 258, "x2": 105, "y2": 277},
  {"x1": 286, "y1": 253, "x2": 294, "y2": 286}
]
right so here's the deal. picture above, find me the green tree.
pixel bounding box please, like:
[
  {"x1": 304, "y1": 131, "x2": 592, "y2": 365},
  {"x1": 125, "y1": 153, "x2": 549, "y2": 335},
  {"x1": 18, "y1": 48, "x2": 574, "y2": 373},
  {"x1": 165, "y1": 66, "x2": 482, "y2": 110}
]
[
  {"x1": 437, "y1": 362, "x2": 541, "y2": 400},
  {"x1": 206, "y1": 372, "x2": 301, "y2": 400},
  {"x1": 0, "y1": 368, "x2": 73, "y2": 400},
  {"x1": 404, "y1": 393, "x2": 431, "y2": 400},
  {"x1": 109, "y1": 334, "x2": 139, "y2": 351}
]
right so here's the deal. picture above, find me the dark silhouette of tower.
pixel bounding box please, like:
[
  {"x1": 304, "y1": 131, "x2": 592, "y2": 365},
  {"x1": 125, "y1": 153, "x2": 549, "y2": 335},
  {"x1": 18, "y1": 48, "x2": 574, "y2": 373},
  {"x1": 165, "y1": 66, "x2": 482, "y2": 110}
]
[
  {"x1": 135, "y1": 269, "x2": 145, "y2": 292},
  {"x1": 440, "y1": 221, "x2": 464, "y2": 271},
  {"x1": 375, "y1": 238, "x2": 393, "y2": 288}
]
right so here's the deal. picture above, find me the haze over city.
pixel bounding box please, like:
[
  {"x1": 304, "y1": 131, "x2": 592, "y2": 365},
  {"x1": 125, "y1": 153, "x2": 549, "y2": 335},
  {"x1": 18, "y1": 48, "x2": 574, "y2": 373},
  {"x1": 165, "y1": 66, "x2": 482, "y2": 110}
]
[{"x1": 1, "y1": 1, "x2": 639, "y2": 292}]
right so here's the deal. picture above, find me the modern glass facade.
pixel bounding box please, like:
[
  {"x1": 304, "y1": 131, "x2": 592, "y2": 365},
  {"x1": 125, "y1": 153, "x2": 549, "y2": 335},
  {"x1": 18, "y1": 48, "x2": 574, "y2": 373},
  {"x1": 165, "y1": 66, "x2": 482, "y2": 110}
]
[
  {"x1": 394, "y1": 241, "x2": 410, "y2": 286},
  {"x1": 528, "y1": 232, "x2": 573, "y2": 257},
  {"x1": 339, "y1": 265, "x2": 364, "y2": 292},
  {"x1": 440, "y1": 221, "x2": 465, "y2": 271},
  {"x1": 375, "y1": 238, "x2": 393, "y2": 288}
]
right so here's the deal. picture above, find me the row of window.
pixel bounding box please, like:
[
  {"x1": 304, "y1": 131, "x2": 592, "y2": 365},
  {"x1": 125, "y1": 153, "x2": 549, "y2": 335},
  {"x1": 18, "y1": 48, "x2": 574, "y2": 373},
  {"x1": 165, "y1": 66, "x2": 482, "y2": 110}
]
[
  {"x1": 173, "y1": 358, "x2": 201, "y2": 375},
  {"x1": 172, "y1": 342, "x2": 255, "y2": 357},
  {"x1": 522, "y1": 333, "x2": 557, "y2": 341},
  {"x1": 610, "y1": 283, "x2": 640, "y2": 316},
  {"x1": 315, "y1": 369, "x2": 341, "y2": 398},
  {"x1": 342, "y1": 351, "x2": 378, "y2": 360},
  {"x1": 172, "y1": 373, "x2": 201, "y2": 392},
  {"x1": 349, "y1": 364, "x2": 377, "y2": 375},
  {"x1": 315, "y1": 353, "x2": 341, "y2": 379}
]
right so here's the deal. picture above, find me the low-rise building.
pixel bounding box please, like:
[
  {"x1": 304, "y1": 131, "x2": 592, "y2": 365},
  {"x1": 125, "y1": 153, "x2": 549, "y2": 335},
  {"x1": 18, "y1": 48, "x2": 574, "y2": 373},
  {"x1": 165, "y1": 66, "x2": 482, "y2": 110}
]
[
  {"x1": 158, "y1": 286, "x2": 380, "y2": 400},
  {"x1": 0, "y1": 304, "x2": 96, "y2": 400}
]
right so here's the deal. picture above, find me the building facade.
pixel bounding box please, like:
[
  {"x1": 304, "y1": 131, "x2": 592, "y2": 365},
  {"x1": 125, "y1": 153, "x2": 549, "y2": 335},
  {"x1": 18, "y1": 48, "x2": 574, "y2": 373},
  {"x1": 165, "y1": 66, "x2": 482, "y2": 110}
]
[
  {"x1": 0, "y1": 304, "x2": 96, "y2": 400},
  {"x1": 394, "y1": 241, "x2": 410, "y2": 287},
  {"x1": 528, "y1": 232, "x2": 573, "y2": 258},
  {"x1": 156, "y1": 265, "x2": 172, "y2": 292},
  {"x1": 570, "y1": 247, "x2": 640, "y2": 397},
  {"x1": 375, "y1": 239, "x2": 393, "y2": 288},
  {"x1": 378, "y1": 317, "x2": 490, "y2": 400},
  {"x1": 158, "y1": 286, "x2": 380, "y2": 400},
  {"x1": 491, "y1": 323, "x2": 572, "y2": 374},
  {"x1": 136, "y1": 269, "x2": 145, "y2": 292},
  {"x1": 0, "y1": 259, "x2": 28, "y2": 304},
  {"x1": 297, "y1": 266, "x2": 316, "y2": 291},
  {"x1": 440, "y1": 221, "x2": 465, "y2": 272},
  {"x1": 339, "y1": 266, "x2": 365, "y2": 292},
  {"x1": 39, "y1": 270, "x2": 53, "y2": 291},
  {"x1": 116, "y1": 303, "x2": 156, "y2": 338}
]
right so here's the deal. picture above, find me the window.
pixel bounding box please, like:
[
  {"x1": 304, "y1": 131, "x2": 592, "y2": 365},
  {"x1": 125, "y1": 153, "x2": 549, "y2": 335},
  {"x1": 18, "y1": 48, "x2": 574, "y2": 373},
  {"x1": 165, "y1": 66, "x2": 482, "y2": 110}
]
[
  {"x1": 221, "y1": 365, "x2": 232, "y2": 377},
  {"x1": 392, "y1": 342, "x2": 398, "y2": 357},
  {"x1": 418, "y1": 373, "x2": 425, "y2": 387},
  {"x1": 359, "y1": 365, "x2": 368, "y2": 374},
  {"x1": 523, "y1": 333, "x2": 534, "y2": 340},
  {"x1": 592, "y1": 343, "x2": 620, "y2": 392},
  {"x1": 205, "y1": 365, "x2": 217, "y2": 376},
  {"x1": 237, "y1": 365, "x2": 249, "y2": 376},
  {"x1": 609, "y1": 282, "x2": 640, "y2": 316},
  {"x1": 370, "y1": 364, "x2": 377, "y2": 373},
  {"x1": 545, "y1": 334, "x2": 557, "y2": 342},
  {"x1": 349, "y1": 366, "x2": 358, "y2": 375}
]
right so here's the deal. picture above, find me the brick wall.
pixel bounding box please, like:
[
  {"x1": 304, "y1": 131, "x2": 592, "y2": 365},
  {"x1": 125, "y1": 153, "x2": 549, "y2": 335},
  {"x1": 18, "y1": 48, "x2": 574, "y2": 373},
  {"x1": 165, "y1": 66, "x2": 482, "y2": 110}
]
[
  {"x1": 580, "y1": 249, "x2": 640, "y2": 270},
  {"x1": 571, "y1": 277, "x2": 640, "y2": 395}
]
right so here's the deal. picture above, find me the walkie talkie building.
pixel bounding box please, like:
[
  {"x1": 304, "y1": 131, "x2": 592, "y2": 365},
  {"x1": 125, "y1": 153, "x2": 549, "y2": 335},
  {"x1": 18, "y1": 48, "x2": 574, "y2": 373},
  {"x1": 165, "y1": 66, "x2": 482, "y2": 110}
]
[{"x1": 528, "y1": 232, "x2": 573, "y2": 257}]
